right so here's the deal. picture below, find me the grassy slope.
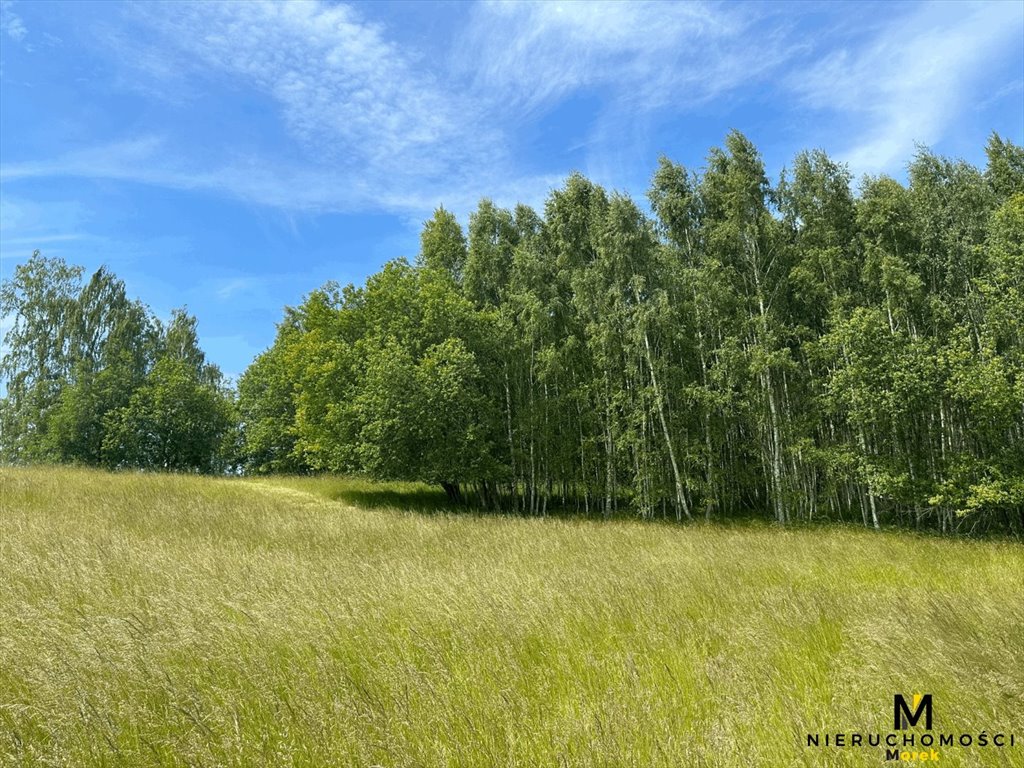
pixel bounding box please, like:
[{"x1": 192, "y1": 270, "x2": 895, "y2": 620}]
[{"x1": 1, "y1": 468, "x2": 1022, "y2": 767}]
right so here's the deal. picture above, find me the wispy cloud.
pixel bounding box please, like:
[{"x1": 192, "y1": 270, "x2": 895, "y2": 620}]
[
  {"x1": 110, "y1": 0, "x2": 531, "y2": 215},
  {"x1": 0, "y1": 134, "x2": 562, "y2": 218},
  {"x1": 2, "y1": 1, "x2": 570, "y2": 216},
  {"x1": 791, "y1": 1, "x2": 1024, "y2": 175},
  {"x1": 1, "y1": 233, "x2": 86, "y2": 246},
  {"x1": 2, "y1": 137, "x2": 166, "y2": 183},
  {"x1": 456, "y1": 0, "x2": 785, "y2": 114},
  {"x1": 0, "y1": 0, "x2": 27, "y2": 43},
  {"x1": 1, "y1": 0, "x2": 1019, "y2": 216},
  {"x1": 214, "y1": 277, "x2": 265, "y2": 301},
  {"x1": 1, "y1": 1, "x2": 796, "y2": 216},
  {"x1": 0, "y1": 195, "x2": 91, "y2": 259},
  {"x1": 135, "y1": 2, "x2": 484, "y2": 171},
  {"x1": 977, "y1": 79, "x2": 1024, "y2": 112}
]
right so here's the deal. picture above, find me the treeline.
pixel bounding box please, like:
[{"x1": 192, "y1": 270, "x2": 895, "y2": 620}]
[
  {"x1": 2, "y1": 132, "x2": 1021, "y2": 534},
  {"x1": 239, "y1": 132, "x2": 1024, "y2": 534},
  {"x1": 0, "y1": 256, "x2": 235, "y2": 472}
]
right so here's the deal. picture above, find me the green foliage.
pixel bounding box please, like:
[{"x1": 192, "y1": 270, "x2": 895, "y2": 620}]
[
  {"x1": 101, "y1": 357, "x2": 235, "y2": 472},
  {"x1": 985, "y1": 132, "x2": 1024, "y2": 200},
  {"x1": 1, "y1": 254, "x2": 233, "y2": 472},
  {"x1": 256, "y1": 260, "x2": 504, "y2": 497},
  {"x1": 465, "y1": 199, "x2": 518, "y2": 307},
  {"x1": 243, "y1": 133, "x2": 1023, "y2": 534},
  {"x1": 418, "y1": 206, "x2": 468, "y2": 281},
  {"x1": 8, "y1": 133, "x2": 1022, "y2": 533},
  {"x1": 236, "y1": 319, "x2": 305, "y2": 474},
  {"x1": 0, "y1": 252, "x2": 84, "y2": 461}
]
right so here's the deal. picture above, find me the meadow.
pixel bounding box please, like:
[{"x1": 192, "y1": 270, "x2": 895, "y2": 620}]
[{"x1": 1, "y1": 467, "x2": 1022, "y2": 767}]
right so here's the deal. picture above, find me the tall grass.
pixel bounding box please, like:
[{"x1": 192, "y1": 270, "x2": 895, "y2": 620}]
[{"x1": 1, "y1": 467, "x2": 1021, "y2": 767}]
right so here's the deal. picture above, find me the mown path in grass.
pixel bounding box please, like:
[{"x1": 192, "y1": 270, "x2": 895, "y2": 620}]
[{"x1": 1, "y1": 467, "x2": 1022, "y2": 767}]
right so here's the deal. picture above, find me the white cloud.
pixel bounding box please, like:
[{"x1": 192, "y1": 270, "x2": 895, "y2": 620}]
[
  {"x1": 0, "y1": 1, "x2": 571, "y2": 217},
  {"x1": 3, "y1": 0, "x2": 1018, "y2": 218},
  {"x1": 976, "y1": 79, "x2": 1024, "y2": 112},
  {"x1": 453, "y1": 1, "x2": 813, "y2": 197},
  {"x1": 138, "y1": 2, "x2": 477, "y2": 168},
  {"x1": 0, "y1": 195, "x2": 91, "y2": 259},
  {"x1": 2, "y1": 137, "x2": 164, "y2": 180},
  {"x1": 115, "y1": 1, "x2": 522, "y2": 214},
  {"x1": 0, "y1": 133, "x2": 562, "y2": 219},
  {"x1": 456, "y1": 0, "x2": 774, "y2": 113},
  {"x1": 2, "y1": 0, "x2": 799, "y2": 218},
  {"x1": 0, "y1": 0, "x2": 26, "y2": 42},
  {"x1": 2, "y1": 1, "x2": 790, "y2": 216},
  {"x1": 791, "y1": 2, "x2": 1024, "y2": 175},
  {"x1": 214, "y1": 277, "x2": 266, "y2": 301},
  {"x1": 1, "y1": 234, "x2": 86, "y2": 246}
]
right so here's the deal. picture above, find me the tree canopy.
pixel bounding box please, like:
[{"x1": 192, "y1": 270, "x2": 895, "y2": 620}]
[
  {"x1": 1, "y1": 253, "x2": 235, "y2": 472},
  {"x1": 4, "y1": 132, "x2": 1022, "y2": 535},
  {"x1": 237, "y1": 132, "x2": 1024, "y2": 535}
]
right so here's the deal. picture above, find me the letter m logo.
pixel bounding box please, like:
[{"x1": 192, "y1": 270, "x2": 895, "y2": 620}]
[{"x1": 894, "y1": 693, "x2": 932, "y2": 730}]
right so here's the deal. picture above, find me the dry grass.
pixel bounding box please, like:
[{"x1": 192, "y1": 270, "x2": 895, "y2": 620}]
[{"x1": 1, "y1": 467, "x2": 1022, "y2": 767}]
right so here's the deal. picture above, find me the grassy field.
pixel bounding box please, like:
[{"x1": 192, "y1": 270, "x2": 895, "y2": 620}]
[{"x1": 1, "y1": 468, "x2": 1022, "y2": 767}]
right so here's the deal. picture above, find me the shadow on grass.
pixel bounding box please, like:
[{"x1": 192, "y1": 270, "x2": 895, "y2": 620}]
[
  {"x1": 328, "y1": 487, "x2": 453, "y2": 514},
  {"x1": 264, "y1": 475, "x2": 1023, "y2": 540},
  {"x1": 323, "y1": 480, "x2": 768, "y2": 526}
]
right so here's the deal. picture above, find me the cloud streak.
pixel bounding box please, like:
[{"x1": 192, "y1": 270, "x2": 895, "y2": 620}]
[
  {"x1": 1, "y1": 0, "x2": 1020, "y2": 216},
  {"x1": 0, "y1": 0, "x2": 27, "y2": 43},
  {"x1": 136, "y1": 2, "x2": 481, "y2": 170},
  {"x1": 3, "y1": 1, "x2": 571, "y2": 216},
  {"x1": 4, "y1": 1, "x2": 795, "y2": 216},
  {"x1": 456, "y1": 0, "x2": 780, "y2": 114},
  {"x1": 791, "y1": 1, "x2": 1024, "y2": 175}
]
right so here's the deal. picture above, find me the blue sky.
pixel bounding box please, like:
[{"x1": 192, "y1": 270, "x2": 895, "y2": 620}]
[{"x1": 1, "y1": 0, "x2": 1022, "y2": 381}]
